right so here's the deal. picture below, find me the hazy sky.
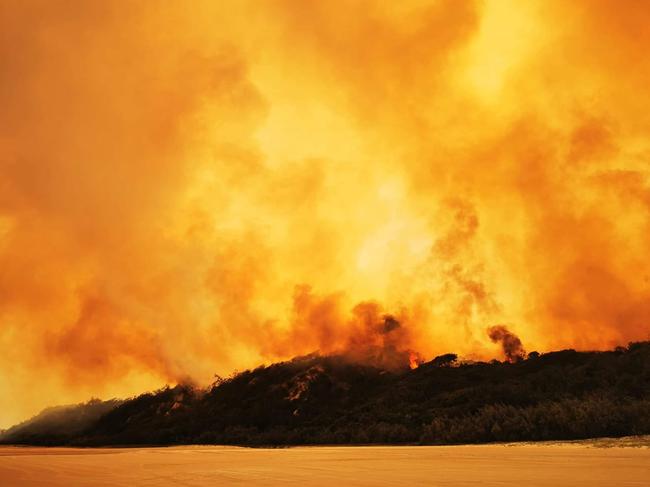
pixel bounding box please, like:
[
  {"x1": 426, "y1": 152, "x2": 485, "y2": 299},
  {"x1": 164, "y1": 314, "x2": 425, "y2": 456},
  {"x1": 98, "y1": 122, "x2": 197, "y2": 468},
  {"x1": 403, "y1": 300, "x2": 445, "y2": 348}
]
[{"x1": 1, "y1": 0, "x2": 649, "y2": 428}]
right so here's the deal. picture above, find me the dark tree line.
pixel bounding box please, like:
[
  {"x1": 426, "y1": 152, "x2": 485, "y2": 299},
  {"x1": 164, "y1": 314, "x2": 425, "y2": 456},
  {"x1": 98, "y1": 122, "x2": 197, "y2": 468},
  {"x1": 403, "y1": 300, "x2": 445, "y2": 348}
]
[{"x1": 2, "y1": 342, "x2": 650, "y2": 446}]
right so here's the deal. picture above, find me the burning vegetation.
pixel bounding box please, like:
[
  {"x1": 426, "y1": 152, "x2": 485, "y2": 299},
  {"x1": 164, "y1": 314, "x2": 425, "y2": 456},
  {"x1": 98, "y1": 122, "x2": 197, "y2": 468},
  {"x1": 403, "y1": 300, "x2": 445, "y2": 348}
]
[
  {"x1": 2, "y1": 0, "x2": 650, "y2": 427},
  {"x1": 487, "y1": 325, "x2": 527, "y2": 363},
  {"x1": 2, "y1": 342, "x2": 650, "y2": 447}
]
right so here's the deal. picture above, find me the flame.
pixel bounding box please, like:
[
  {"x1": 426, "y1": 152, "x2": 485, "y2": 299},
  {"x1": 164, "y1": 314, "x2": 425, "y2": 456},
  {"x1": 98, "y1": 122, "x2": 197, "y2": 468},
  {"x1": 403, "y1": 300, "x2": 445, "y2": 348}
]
[
  {"x1": 1, "y1": 0, "x2": 650, "y2": 427},
  {"x1": 409, "y1": 352, "x2": 421, "y2": 370}
]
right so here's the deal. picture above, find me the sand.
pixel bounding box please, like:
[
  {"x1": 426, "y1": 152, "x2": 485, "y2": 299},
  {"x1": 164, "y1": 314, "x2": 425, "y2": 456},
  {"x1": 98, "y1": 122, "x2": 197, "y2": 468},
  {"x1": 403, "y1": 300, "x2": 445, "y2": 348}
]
[{"x1": 0, "y1": 441, "x2": 649, "y2": 486}]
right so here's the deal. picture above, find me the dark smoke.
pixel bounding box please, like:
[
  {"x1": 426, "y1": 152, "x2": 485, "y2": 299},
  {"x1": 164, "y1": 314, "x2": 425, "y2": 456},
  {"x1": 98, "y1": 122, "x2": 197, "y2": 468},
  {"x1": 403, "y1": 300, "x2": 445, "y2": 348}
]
[
  {"x1": 487, "y1": 325, "x2": 526, "y2": 363},
  {"x1": 342, "y1": 313, "x2": 415, "y2": 370},
  {"x1": 380, "y1": 315, "x2": 401, "y2": 334}
]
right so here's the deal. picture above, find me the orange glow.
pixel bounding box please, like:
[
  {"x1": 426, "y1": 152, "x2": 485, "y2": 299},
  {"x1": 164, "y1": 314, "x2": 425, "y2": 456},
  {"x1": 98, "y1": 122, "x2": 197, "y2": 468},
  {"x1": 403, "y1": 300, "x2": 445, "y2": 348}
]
[
  {"x1": 409, "y1": 352, "x2": 420, "y2": 370},
  {"x1": 1, "y1": 0, "x2": 650, "y2": 427}
]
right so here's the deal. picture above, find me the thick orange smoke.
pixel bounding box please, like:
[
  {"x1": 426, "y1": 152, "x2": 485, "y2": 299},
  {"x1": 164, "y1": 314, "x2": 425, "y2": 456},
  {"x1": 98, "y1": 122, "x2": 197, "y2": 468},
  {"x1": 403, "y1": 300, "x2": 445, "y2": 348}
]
[{"x1": 1, "y1": 0, "x2": 649, "y2": 427}]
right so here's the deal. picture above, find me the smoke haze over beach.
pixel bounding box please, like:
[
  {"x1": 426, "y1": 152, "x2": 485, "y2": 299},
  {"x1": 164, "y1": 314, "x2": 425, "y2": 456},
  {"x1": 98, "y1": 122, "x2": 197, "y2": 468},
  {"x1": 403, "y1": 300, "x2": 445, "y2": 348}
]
[{"x1": 1, "y1": 0, "x2": 650, "y2": 427}]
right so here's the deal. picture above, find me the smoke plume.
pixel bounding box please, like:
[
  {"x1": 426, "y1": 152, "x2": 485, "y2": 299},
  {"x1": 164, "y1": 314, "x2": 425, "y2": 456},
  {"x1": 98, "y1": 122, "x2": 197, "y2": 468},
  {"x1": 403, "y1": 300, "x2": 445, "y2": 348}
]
[
  {"x1": 1, "y1": 0, "x2": 650, "y2": 427},
  {"x1": 487, "y1": 326, "x2": 526, "y2": 363}
]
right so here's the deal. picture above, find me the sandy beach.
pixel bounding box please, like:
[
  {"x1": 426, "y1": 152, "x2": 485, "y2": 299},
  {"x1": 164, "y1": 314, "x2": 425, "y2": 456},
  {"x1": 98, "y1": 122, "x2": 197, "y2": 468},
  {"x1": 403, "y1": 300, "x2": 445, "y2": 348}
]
[{"x1": 0, "y1": 441, "x2": 649, "y2": 486}]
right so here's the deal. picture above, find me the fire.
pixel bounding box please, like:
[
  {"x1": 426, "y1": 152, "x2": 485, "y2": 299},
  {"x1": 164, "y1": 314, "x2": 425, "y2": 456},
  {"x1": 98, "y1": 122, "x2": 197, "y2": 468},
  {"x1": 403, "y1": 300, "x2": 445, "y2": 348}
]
[
  {"x1": 409, "y1": 352, "x2": 421, "y2": 370},
  {"x1": 1, "y1": 0, "x2": 650, "y2": 428}
]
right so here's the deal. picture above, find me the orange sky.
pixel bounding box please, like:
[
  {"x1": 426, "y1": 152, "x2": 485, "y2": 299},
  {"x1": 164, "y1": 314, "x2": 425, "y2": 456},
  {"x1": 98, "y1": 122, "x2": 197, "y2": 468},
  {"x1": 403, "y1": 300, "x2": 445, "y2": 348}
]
[{"x1": 1, "y1": 0, "x2": 649, "y2": 428}]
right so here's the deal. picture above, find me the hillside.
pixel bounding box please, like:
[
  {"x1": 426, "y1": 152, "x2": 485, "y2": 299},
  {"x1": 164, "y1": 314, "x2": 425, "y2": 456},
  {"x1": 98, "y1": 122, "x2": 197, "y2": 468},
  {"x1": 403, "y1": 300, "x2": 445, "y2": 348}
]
[
  {"x1": 2, "y1": 342, "x2": 650, "y2": 446},
  {"x1": 0, "y1": 399, "x2": 122, "y2": 446}
]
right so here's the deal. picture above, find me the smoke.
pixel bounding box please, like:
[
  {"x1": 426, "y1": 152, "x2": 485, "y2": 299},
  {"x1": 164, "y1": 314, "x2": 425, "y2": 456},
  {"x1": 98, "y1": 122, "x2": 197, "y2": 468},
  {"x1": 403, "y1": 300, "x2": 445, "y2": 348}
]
[
  {"x1": 269, "y1": 287, "x2": 419, "y2": 370},
  {"x1": 1, "y1": 0, "x2": 650, "y2": 427},
  {"x1": 487, "y1": 326, "x2": 526, "y2": 363}
]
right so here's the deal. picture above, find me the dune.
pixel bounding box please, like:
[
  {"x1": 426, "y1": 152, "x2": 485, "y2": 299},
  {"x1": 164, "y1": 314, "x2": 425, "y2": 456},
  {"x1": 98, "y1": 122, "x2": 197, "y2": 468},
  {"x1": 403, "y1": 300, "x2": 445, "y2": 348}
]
[{"x1": 0, "y1": 441, "x2": 649, "y2": 486}]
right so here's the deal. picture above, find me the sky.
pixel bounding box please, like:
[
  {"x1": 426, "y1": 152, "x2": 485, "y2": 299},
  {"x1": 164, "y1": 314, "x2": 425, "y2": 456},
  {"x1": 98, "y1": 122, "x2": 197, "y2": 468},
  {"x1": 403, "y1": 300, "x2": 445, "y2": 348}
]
[{"x1": 1, "y1": 0, "x2": 650, "y2": 428}]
